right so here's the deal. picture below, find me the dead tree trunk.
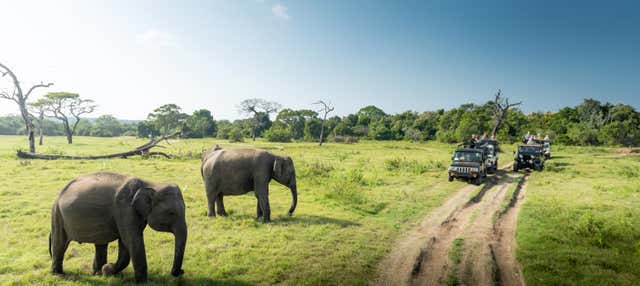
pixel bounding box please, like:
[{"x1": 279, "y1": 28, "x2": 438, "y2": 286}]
[
  {"x1": 314, "y1": 100, "x2": 335, "y2": 146},
  {"x1": 491, "y1": 89, "x2": 521, "y2": 137},
  {"x1": 17, "y1": 132, "x2": 180, "y2": 160},
  {"x1": 0, "y1": 62, "x2": 53, "y2": 153}
]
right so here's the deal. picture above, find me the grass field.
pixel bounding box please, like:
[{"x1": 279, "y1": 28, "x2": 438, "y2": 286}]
[
  {"x1": 518, "y1": 146, "x2": 640, "y2": 285},
  {"x1": 0, "y1": 136, "x2": 638, "y2": 285},
  {"x1": 0, "y1": 136, "x2": 465, "y2": 285}
]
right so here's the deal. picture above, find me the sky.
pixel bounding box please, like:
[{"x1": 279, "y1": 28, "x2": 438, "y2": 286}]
[{"x1": 1, "y1": 0, "x2": 638, "y2": 120}]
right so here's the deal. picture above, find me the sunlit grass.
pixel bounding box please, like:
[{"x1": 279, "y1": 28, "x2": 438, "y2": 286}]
[
  {"x1": 518, "y1": 146, "x2": 640, "y2": 285},
  {"x1": 0, "y1": 136, "x2": 464, "y2": 285}
]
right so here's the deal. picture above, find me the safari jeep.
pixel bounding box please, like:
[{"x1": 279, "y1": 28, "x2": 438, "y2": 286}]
[
  {"x1": 447, "y1": 148, "x2": 487, "y2": 185},
  {"x1": 513, "y1": 144, "x2": 545, "y2": 172},
  {"x1": 533, "y1": 139, "x2": 552, "y2": 159},
  {"x1": 477, "y1": 140, "x2": 499, "y2": 173}
]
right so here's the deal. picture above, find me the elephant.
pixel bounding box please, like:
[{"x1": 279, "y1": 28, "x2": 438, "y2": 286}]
[
  {"x1": 201, "y1": 146, "x2": 297, "y2": 223},
  {"x1": 49, "y1": 172, "x2": 187, "y2": 283}
]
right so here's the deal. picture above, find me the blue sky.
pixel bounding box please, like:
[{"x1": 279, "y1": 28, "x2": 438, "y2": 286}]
[{"x1": 1, "y1": 0, "x2": 638, "y2": 120}]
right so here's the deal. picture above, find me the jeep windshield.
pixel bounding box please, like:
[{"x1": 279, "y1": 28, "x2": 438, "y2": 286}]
[
  {"x1": 519, "y1": 146, "x2": 542, "y2": 154},
  {"x1": 453, "y1": 151, "x2": 482, "y2": 162}
]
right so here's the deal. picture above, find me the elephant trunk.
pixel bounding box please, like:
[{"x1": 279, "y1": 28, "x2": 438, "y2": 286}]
[
  {"x1": 170, "y1": 220, "x2": 187, "y2": 277},
  {"x1": 288, "y1": 184, "x2": 297, "y2": 216}
]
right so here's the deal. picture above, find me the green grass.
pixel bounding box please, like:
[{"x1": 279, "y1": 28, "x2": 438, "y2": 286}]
[
  {"x1": 1, "y1": 136, "x2": 638, "y2": 285},
  {"x1": 447, "y1": 237, "x2": 465, "y2": 286},
  {"x1": 0, "y1": 135, "x2": 465, "y2": 285},
  {"x1": 517, "y1": 145, "x2": 640, "y2": 285}
]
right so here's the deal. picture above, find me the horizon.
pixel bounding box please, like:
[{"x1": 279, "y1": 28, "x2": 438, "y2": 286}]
[{"x1": 1, "y1": 0, "x2": 639, "y2": 120}]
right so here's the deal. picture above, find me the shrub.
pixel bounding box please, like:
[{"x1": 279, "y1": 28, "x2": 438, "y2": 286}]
[
  {"x1": 384, "y1": 157, "x2": 444, "y2": 174},
  {"x1": 333, "y1": 136, "x2": 359, "y2": 144},
  {"x1": 299, "y1": 161, "x2": 334, "y2": 178},
  {"x1": 229, "y1": 127, "x2": 244, "y2": 143},
  {"x1": 264, "y1": 126, "x2": 292, "y2": 142},
  {"x1": 325, "y1": 179, "x2": 386, "y2": 214}
]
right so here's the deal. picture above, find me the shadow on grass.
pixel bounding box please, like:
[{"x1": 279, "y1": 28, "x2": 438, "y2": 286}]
[
  {"x1": 272, "y1": 214, "x2": 361, "y2": 227},
  {"x1": 203, "y1": 213, "x2": 360, "y2": 227},
  {"x1": 57, "y1": 272, "x2": 253, "y2": 286}
]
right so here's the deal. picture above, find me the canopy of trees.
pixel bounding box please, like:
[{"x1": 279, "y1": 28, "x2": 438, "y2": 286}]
[{"x1": 2, "y1": 98, "x2": 638, "y2": 147}]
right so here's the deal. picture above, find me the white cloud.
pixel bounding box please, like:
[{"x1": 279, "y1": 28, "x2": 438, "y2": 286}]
[
  {"x1": 135, "y1": 29, "x2": 177, "y2": 47},
  {"x1": 271, "y1": 3, "x2": 289, "y2": 20}
]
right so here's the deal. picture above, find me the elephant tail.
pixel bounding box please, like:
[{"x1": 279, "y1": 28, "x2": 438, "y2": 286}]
[
  {"x1": 288, "y1": 186, "x2": 297, "y2": 216},
  {"x1": 48, "y1": 232, "x2": 52, "y2": 258}
]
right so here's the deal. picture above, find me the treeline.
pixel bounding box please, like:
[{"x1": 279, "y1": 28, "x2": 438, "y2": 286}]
[
  {"x1": 0, "y1": 115, "x2": 136, "y2": 137},
  {"x1": 1, "y1": 98, "x2": 638, "y2": 146}
]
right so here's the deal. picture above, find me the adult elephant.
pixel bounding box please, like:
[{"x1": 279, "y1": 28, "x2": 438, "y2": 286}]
[
  {"x1": 201, "y1": 147, "x2": 297, "y2": 223},
  {"x1": 50, "y1": 172, "x2": 187, "y2": 283}
]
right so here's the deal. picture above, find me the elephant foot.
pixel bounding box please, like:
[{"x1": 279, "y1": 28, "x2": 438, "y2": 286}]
[
  {"x1": 101, "y1": 263, "x2": 115, "y2": 276},
  {"x1": 171, "y1": 268, "x2": 185, "y2": 277},
  {"x1": 51, "y1": 270, "x2": 65, "y2": 276},
  {"x1": 262, "y1": 217, "x2": 271, "y2": 223},
  {"x1": 217, "y1": 211, "x2": 228, "y2": 217}
]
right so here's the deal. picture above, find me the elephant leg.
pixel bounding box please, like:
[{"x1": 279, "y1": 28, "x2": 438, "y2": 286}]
[
  {"x1": 205, "y1": 183, "x2": 216, "y2": 217},
  {"x1": 256, "y1": 185, "x2": 271, "y2": 223},
  {"x1": 50, "y1": 210, "x2": 69, "y2": 275},
  {"x1": 92, "y1": 244, "x2": 108, "y2": 275},
  {"x1": 124, "y1": 236, "x2": 148, "y2": 283},
  {"x1": 255, "y1": 193, "x2": 263, "y2": 219},
  {"x1": 216, "y1": 193, "x2": 228, "y2": 216},
  {"x1": 103, "y1": 239, "x2": 130, "y2": 276}
]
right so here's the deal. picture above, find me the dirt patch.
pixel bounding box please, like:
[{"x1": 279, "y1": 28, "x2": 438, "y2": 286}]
[
  {"x1": 491, "y1": 173, "x2": 529, "y2": 286},
  {"x1": 375, "y1": 163, "x2": 526, "y2": 286},
  {"x1": 375, "y1": 184, "x2": 477, "y2": 285}
]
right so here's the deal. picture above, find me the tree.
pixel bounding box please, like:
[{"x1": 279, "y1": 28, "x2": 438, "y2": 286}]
[
  {"x1": 490, "y1": 89, "x2": 521, "y2": 137},
  {"x1": 313, "y1": 100, "x2": 335, "y2": 146},
  {"x1": 238, "y1": 98, "x2": 281, "y2": 141},
  {"x1": 185, "y1": 109, "x2": 216, "y2": 138},
  {"x1": 275, "y1": 109, "x2": 317, "y2": 139},
  {"x1": 91, "y1": 115, "x2": 123, "y2": 137},
  {"x1": 147, "y1": 104, "x2": 188, "y2": 136},
  {"x1": 304, "y1": 118, "x2": 323, "y2": 141},
  {"x1": 28, "y1": 98, "x2": 48, "y2": 145},
  {"x1": 43, "y1": 92, "x2": 96, "y2": 144},
  {"x1": 0, "y1": 62, "x2": 53, "y2": 152}
]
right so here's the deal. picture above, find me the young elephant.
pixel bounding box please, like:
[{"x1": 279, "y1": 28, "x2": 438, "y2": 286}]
[
  {"x1": 50, "y1": 172, "x2": 187, "y2": 283},
  {"x1": 201, "y1": 147, "x2": 297, "y2": 222}
]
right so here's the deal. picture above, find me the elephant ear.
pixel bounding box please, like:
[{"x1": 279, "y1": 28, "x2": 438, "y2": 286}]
[
  {"x1": 273, "y1": 156, "x2": 285, "y2": 180},
  {"x1": 131, "y1": 187, "x2": 155, "y2": 218}
]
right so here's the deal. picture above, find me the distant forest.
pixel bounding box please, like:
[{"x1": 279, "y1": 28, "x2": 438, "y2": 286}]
[{"x1": 1, "y1": 98, "x2": 638, "y2": 146}]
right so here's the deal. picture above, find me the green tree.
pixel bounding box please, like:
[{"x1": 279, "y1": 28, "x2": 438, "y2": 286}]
[
  {"x1": 43, "y1": 92, "x2": 97, "y2": 144},
  {"x1": 304, "y1": 118, "x2": 323, "y2": 141},
  {"x1": 276, "y1": 109, "x2": 317, "y2": 139},
  {"x1": 91, "y1": 115, "x2": 123, "y2": 137},
  {"x1": 239, "y1": 98, "x2": 281, "y2": 141},
  {"x1": 185, "y1": 109, "x2": 216, "y2": 138},
  {"x1": 147, "y1": 104, "x2": 188, "y2": 136}
]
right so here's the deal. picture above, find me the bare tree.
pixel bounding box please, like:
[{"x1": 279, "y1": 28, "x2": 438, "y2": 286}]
[
  {"x1": 313, "y1": 100, "x2": 335, "y2": 146},
  {"x1": 491, "y1": 89, "x2": 521, "y2": 137},
  {"x1": 238, "y1": 98, "x2": 281, "y2": 141},
  {"x1": 28, "y1": 98, "x2": 49, "y2": 146},
  {"x1": 43, "y1": 92, "x2": 96, "y2": 144},
  {"x1": 0, "y1": 62, "x2": 53, "y2": 152}
]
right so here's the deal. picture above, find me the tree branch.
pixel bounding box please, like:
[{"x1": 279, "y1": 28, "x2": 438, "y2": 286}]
[{"x1": 24, "y1": 82, "x2": 54, "y2": 100}]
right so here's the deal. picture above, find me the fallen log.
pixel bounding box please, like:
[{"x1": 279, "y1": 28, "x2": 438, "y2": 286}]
[{"x1": 16, "y1": 132, "x2": 180, "y2": 160}]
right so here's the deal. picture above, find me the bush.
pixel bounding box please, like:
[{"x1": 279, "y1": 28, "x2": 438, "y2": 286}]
[
  {"x1": 299, "y1": 161, "x2": 334, "y2": 178},
  {"x1": 325, "y1": 179, "x2": 386, "y2": 214},
  {"x1": 264, "y1": 126, "x2": 292, "y2": 142},
  {"x1": 229, "y1": 127, "x2": 244, "y2": 143},
  {"x1": 333, "y1": 136, "x2": 359, "y2": 144},
  {"x1": 384, "y1": 157, "x2": 444, "y2": 174}
]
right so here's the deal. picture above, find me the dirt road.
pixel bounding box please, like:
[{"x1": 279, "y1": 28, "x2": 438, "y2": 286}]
[{"x1": 376, "y1": 167, "x2": 529, "y2": 286}]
